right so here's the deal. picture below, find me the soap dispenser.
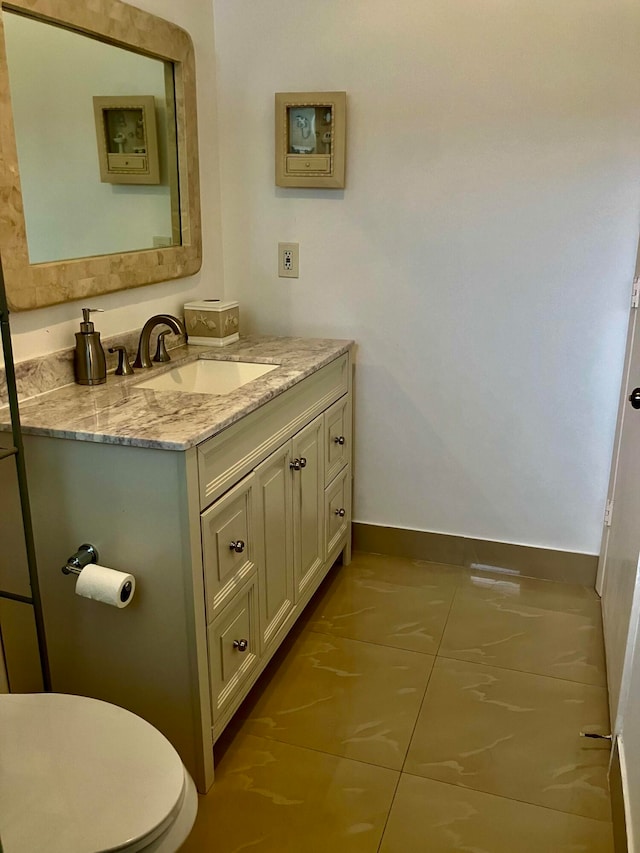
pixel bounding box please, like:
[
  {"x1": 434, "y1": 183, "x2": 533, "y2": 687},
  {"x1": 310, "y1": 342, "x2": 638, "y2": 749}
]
[{"x1": 74, "y1": 308, "x2": 106, "y2": 385}]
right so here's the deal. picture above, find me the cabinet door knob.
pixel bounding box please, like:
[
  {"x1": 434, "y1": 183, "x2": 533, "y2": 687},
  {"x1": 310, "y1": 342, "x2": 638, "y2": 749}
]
[
  {"x1": 229, "y1": 539, "x2": 245, "y2": 553},
  {"x1": 299, "y1": 457, "x2": 307, "y2": 468},
  {"x1": 233, "y1": 639, "x2": 249, "y2": 652},
  {"x1": 335, "y1": 507, "x2": 346, "y2": 517},
  {"x1": 334, "y1": 435, "x2": 345, "y2": 445},
  {"x1": 290, "y1": 458, "x2": 301, "y2": 471}
]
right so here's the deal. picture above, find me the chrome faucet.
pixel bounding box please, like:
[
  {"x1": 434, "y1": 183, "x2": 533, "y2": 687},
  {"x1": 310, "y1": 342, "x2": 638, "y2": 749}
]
[{"x1": 133, "y1": 314, "x2": 185, "y2": 369}]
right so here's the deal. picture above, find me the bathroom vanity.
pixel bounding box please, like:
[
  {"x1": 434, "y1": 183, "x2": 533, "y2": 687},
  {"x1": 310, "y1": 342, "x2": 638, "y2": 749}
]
[{"x1": 3, "y1": 336, "x2": 353, "y2": 792}]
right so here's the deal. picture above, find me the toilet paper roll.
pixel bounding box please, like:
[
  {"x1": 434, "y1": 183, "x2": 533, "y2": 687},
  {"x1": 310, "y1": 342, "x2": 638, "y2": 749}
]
[{"x1": 75, "y1": 564, "x2": 135, "y2": 608}]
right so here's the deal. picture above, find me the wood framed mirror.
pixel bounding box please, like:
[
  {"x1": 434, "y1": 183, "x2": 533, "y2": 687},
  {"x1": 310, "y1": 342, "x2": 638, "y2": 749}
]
[{"x1": 0, "y1": 0, "x2": 201, "y2": 311}]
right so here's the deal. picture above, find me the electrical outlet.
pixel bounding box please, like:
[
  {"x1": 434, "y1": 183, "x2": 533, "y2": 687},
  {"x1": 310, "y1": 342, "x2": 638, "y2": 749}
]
[{"x1": 278, "y1": 242, "x2": 299, "y2": 278}]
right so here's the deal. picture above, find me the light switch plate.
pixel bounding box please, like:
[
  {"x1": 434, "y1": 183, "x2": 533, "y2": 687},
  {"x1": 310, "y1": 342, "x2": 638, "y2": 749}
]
[{"x1": 278, "y1": 242, "x2": 299, "y2": 278}]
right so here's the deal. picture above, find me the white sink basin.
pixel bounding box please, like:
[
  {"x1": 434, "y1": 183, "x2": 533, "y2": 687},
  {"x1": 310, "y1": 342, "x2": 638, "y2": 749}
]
[{"x1": 135, "y1": 359, "x2": 278, "y2": 395}]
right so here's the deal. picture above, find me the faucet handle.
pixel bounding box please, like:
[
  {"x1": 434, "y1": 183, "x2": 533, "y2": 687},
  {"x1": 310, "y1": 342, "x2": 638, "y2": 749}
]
[
  {"x1": 153, "y1": 330, "x2": 172, "y2": 363},
  {"x1": 108, "y1": 345, "x2": 134, "y2": 376}
]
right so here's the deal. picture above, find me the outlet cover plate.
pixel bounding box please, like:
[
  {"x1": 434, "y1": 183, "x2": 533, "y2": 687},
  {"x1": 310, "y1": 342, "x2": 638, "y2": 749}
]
[{"x1": 278, "y1": 242, "x2": 299, "y2": 278}]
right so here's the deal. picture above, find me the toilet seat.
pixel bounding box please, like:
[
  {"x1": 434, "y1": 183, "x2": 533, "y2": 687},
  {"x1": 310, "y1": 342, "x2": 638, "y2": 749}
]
[{"x1": 0, "y1": 693, "x2": 197, "y2": 852}]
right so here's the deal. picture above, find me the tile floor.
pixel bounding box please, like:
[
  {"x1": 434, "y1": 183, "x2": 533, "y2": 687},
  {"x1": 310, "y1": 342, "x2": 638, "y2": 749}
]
[{"x1": 182, "y1": 552, "x2": 613, "y2": 852}]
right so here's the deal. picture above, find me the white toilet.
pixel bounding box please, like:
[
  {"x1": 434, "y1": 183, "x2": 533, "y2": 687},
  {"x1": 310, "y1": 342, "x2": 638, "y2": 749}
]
[{"x1": 0, "y1": 693, "x2": 198, "y2": 852}]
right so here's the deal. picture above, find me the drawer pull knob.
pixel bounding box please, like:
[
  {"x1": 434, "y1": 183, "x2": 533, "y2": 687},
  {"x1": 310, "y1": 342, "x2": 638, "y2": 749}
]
[
  {"x1": 229, "y1": 539, "x2": 245, "y2": 553},
  {"x1": 233, "y1": 639, "x2": 249, "y2": 652},
  {"x1": 299, "y1": 457, "x2": 307, "y2": 468},
  {"x1": 290, "y1": 458, "x2": 301, "y2": 471},
  {"x1": 335, "y1": 507, "x2": 346, "y2": 517},
  {"x1": 334, "y1": 435, "x2": 346, "y2": 445}
]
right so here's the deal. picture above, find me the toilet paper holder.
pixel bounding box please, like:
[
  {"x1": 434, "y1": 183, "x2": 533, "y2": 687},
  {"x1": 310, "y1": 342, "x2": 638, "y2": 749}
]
[
  {"x1": 61, "y1": 543, "x2": 100, "y2": 576},
  {"x1": 62, "y1": 543, "x2": 135, "y2": 607}
]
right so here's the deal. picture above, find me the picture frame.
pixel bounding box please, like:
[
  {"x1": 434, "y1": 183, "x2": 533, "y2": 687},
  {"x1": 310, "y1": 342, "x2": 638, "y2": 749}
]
[
  {"x1": 275, "y1": 91, "x2": 346, "y2": 189},
  {"x1": 93, "y1": 95, "x2": 160, "y2": 184}
]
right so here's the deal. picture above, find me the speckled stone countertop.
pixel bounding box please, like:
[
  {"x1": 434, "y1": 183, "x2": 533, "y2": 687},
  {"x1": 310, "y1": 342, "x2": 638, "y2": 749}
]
[{"x1": 1, "y1": 336, "x2": 353, "y2": 451}]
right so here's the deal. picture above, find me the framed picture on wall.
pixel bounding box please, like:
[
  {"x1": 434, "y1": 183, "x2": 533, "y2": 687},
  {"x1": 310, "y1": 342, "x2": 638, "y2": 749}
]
[
  {"x1": 275, "y1": 91, "x2": 346, "y2": 188},
  {"x1": 93, "y1": 95, "x2": 160, "y2": 184}
]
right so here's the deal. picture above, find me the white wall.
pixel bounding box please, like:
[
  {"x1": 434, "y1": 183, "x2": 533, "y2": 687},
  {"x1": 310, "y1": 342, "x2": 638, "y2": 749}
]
[
  {"x1": 213, "y1": 0, "x2": 640, "y2": 554},
  {"x1": 7, "y1": 0, "x2": 223, "y2": 362}
]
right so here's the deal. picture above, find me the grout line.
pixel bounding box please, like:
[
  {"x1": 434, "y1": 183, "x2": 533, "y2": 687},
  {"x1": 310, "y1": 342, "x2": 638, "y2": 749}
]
[
  {"x1": 338, "y1": 570, "x2": 466, "y2": 598},
  {"x1": 398, "y1": 770, "x2": 613, "y2": 824},
  {"x1": 433, "y1": 578, "x2": 463, "y2": 658},
  {"x1": 395, "y1": 646, "x2": 439, "y2": 775},
  {"x1": 376, "y1": 769, "x2": 403, "y2": 853},
  {"x1": 238, "y1": 729, "x2": 403, "y2": 774},
  {"x1": 305, "y1": 625, "x2": 439, "y2": 656},
  {"x1": 434, "y1": 650, "x2": 609, "y2": 690}
]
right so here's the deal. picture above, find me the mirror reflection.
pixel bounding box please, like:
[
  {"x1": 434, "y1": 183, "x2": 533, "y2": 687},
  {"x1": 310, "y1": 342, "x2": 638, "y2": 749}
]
[{"x1": 3, "y1": 11, "x2": 181, "y2": 264}]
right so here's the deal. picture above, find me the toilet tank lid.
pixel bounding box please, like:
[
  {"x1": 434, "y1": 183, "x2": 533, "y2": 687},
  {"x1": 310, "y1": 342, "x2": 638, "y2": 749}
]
[{"x1": 0, "y1": 693, "x2": 187, "y2": 853}]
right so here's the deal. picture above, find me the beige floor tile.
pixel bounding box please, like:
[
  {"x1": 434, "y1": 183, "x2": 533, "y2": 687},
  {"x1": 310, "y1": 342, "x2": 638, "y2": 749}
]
[
  {"x1": 459, "y1": 567, "x2": 602, "y2": 617},
  {"x1": 303, "y1": 558, "x2": 459, "y2": 654},
  {"x1": 379, "y1": 774, "x2": 614, "y2": 853},
  {"x1": 240, "y1": 630, "x2": 434, "y2": 769},
  {"x1": 439, "y1": 587, "x2": 607, "y2": 685},
  {"x1": 347, "y1": 551, "x2": 465, "y2": 588},
  {"x1": 182, "y1": 733, "x2": 399, "y2": 853},
  {"x1": 404, "y1": 657, "x2": 611, "y2": 820}
]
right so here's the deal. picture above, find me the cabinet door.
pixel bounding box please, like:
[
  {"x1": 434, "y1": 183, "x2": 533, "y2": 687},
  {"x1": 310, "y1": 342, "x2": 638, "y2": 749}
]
[
  {"x1": 292, "y1": 414, "x2": 324, "y2": 599},
  {"x1": 208, "y1": 576, "x2": 259, "y2": 724},
  {"x1": 325, "y1": 464, "x2": 351, "y2": 559},
  {"x1": 201, "y1": 473, "x2": 256, "y2": 622},
  {"x1": 254, "y1": 443, "x2": 294, "y2": 652},
  {"x1": 324, "y1": 395, "x2": 351, "y2": 484}
]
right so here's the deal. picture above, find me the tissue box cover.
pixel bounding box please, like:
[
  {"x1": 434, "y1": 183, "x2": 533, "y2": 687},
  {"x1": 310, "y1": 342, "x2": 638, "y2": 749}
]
[{"x1": 184, "y1": 300, "x2": 239, "y2": 346}]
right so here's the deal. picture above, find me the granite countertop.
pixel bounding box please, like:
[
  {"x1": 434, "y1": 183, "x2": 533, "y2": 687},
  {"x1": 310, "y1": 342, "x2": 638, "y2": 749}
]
[{"x1": 1, "y1": 336, "x2": 354, "y2": 451}]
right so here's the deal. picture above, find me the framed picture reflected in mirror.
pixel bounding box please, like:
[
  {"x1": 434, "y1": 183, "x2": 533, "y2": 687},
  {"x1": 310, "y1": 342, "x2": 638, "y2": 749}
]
[{"x1": 93, "y1": 95, "x2": 160, "y2": 184}]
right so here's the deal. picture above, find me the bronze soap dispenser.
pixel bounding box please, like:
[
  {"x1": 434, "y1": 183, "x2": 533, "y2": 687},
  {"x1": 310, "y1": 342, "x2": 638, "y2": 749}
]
[{"x1": 74, "y1": 308, "x2": 106, "y2": 385}]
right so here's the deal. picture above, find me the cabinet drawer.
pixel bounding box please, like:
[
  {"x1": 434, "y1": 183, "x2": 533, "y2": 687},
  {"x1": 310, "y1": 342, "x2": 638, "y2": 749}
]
[
  {"x1": 324, "y1": 395, "x2": 350, "y2": 484},
  {"x1": 325, "y1": 465, "x2": 351, "y2": 558},
  {"x1": 207, "y1": 577, "x2": 259, "y2": 721},
  {"x1": 107, "y1": 153, "x2": 147, "y2": 172},
  {"x1": 198, "y1": 353, "x2": 349, "y2": 510},
  {"x1": 201, "y1": 473, "x2": 256, "y2": 621},
  {"x1": 286, "y1": 154, "x2": 330, "y2": 173}
]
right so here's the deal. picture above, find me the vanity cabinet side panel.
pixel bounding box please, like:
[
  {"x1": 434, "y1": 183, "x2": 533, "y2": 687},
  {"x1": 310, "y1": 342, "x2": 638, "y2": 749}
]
[
  {"x1": 22, "y1": 435, "x2": 213, "y2": 792},
  {"x1": 0, "y1": 599, "x2": 43, "y2": 692},
  {"x1": 0, "y1": 445, "x2": 31, "y2": 597}
]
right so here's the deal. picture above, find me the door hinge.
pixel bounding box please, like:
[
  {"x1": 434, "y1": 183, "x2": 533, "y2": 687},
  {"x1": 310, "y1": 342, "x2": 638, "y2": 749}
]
[
  {"x1": 632, "y1": 277, "x2": 640, "y2": 309},
  {"x1": 604, "y1": 499, "x2": 614, "y2": 527}
]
